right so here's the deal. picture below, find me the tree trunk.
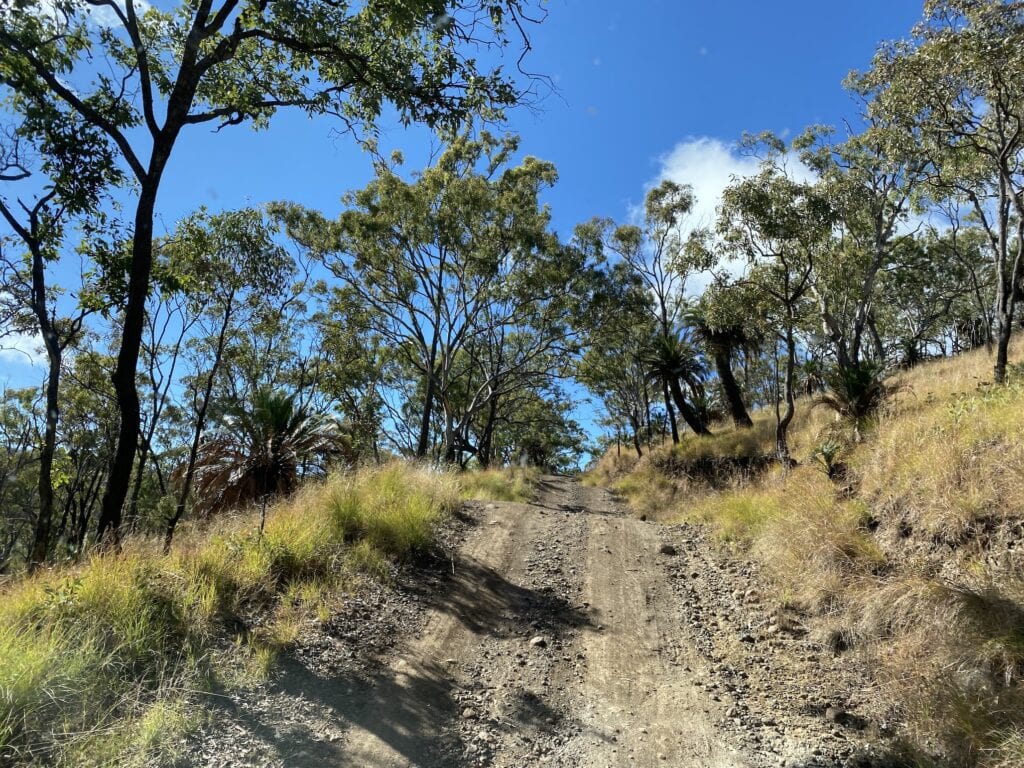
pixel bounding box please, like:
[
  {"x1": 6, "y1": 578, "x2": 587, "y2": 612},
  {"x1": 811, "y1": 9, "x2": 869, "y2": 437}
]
[
  {"x1": 477, "y1": 395, "x2": 499, "y2": 469},
  {"x1": 164, "y1": 299, "x2": 233, "y2": 553},
  {"x1": 29, "y1": 330, "x2": 60, "y2": 570},
  {"x1": 125, "y1": 441, "x2": 150, "y2": 534},
  {"x1": 27, "y1": 235, "x2": 62, "y2": 570},
  {"x1": 713, "y1": 348, "x2": 752, "y2": 428},
  {"x1": 994, "y1": 300, "x2": 1014, "y2": 384},
  {"x1": 776, "y1": 328, "x2": 797, "y2": 464},
  {"x1": 666, "y1": 377, "x2": 711, "y2": 436},
  {"x1": 96, "y1": 178, "x2": 163, "y2": 545},
  {"x1": 415, "y1": 335, "x2": 440, "y2": 458},
  {"x1": 662, "y1": 381, "x2": 679, "y2": 444},
  {"x1": 630, "y1": 413, "x2": 643, "y2": 458}
]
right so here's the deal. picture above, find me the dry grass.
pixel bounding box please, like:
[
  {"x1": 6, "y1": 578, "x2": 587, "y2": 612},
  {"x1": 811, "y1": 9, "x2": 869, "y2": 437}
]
[
  {"x1": 593, "y1": 341, "x2": 1024, "y2": 767},
  {"x1": 583, "y1": 448, "x2": 639, "y2": 487},
  {"x1": 458, "y1": 466, "x2": 539, "y2": 502},
  {"x1": 0, "y1": 461, "x2": 460, "y2": 767}
]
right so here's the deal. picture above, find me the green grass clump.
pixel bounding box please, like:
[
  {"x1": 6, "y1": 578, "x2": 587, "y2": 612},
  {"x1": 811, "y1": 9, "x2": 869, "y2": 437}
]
[
  {"x1": 458, "y1": 466, "x2": 538, "y2": 502},
  {"x1": 328, "y1": 463, "x2": 460, "y2": 555},
  {"x1": 0, "y1": 461, "x2": 457, "y2": 766},
  {"x1": 687, "y1": 488, "x2": 781, "y2": 545}
]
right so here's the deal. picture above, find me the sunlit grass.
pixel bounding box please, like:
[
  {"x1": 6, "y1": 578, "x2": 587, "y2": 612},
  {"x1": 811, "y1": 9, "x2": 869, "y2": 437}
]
[
  {"x1": 0, "y1": 461, "x2": 459, "y2": 766},
  {"x1": 458, "y1": 466, "x2": 538, "y2": 503},
  {"x1": 595, "y1": 340, "x2": 1024, "y2": 766}
]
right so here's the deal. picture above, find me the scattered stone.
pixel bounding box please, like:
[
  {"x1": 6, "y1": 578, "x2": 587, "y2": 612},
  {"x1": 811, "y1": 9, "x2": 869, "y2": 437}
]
[
  {"x1": 462, "y1": 707, "x2": 478, "y2": 719},
  {"x1": 659, "y1": 543, "x2": 677, "y2": 556},
  {"x1": 825, "y1": 706, "x2": 846, "y2": 724},
  {"x1": 529, "y1": 635, "x2": 548, "y2": 648}
]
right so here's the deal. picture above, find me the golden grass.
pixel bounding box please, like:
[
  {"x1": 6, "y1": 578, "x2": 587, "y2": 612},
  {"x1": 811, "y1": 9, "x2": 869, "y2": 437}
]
[
  {"x1": 458, "y1": 466, "x2": 539, "y2": 502},
  {"x1": 0, "y1": 461, "x2": 460, "y2": 767},
  {"x1": 595, "y1": 341, "x2": 1024, "y2": 766}
]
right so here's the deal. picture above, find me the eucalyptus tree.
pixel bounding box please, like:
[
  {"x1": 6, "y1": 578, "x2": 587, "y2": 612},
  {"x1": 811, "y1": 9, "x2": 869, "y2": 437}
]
[
  {"x1": 0, "y1": 111, "x2": 118, "y2": 568},
  {"x1": 577, "y1": 260, "x2": 660, "y2": 457},
  {"x1": 0, "y1": 387, "x2": 37, "y2": 569},
  {"x1": 860, "y1": 0, "x2": 1024, "y2": 383},
  {"x1": 580, "y1": 180, "x2": 708, "y2": 443},
  {"x1": 156, "y1": 208, "x2": 294, "y2": 550},
  {"x1": 484, "y1": 386, "x2": 586, "y2": 471},
  {"x1": 276, "y1": 133, "x2": 576, "y2": 464},
  {"x1": 878, "y1": 227, "x2": 994, "y2": 362},
  {"x1": 795, "y1": 109, "x2": 926, "y2": 373},
  {"x1": 443, "y1": 238, "x2": 595, "y2": 466},
  {"x1": 1, "y1": 0, "x2": 544, "y2": 542},
  {"x1": 717, "y1": 136, "x2": 834, "y2": 461}
]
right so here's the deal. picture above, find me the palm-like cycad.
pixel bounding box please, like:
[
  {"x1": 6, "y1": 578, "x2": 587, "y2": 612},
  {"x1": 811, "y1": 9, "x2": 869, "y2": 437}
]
[
  {"x1": 686, "y1": 306, "x2": 754, "y2": 428},
  {"x1": 812, "y1": 361, "x2": 903, "y2": 440},
  {"x1": 643, "y1": 333, "x2": 712, "y2": 436},
  {"x1": 190, "y1": 389, "x2": 346, "y2": 515}
]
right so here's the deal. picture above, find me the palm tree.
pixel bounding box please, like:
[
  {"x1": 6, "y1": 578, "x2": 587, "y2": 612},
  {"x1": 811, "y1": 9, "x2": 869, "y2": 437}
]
[
  {"x1": 185, "y1": 389, "x2": 348, "y2": 518},
  {"x1": 643, "y1": 332, "x2": 712, "y2": 436}
]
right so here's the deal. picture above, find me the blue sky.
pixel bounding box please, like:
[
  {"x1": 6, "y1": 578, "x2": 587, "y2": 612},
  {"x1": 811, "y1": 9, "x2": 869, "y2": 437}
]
[
  {"x1": 3, "y1": 1, "x2": 926, "y2": 442},
  {"x1": 150, "y1": 1, "x2": 924, "y2": 237}
]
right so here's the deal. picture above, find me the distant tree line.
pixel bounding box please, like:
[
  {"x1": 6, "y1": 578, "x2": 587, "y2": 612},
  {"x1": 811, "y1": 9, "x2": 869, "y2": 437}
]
[{"x1": 0, "y1": 0, "x2": 1021, "y2": 570}]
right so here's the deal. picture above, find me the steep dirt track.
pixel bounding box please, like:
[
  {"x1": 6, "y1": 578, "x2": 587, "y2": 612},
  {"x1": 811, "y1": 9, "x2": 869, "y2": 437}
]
[
  {"x1": 188, "y1": 476, "x2": 891, "y2": 767},
  {"x1": 327, "y1": 476, "x2": 750, "y2": 767},
  {"x1": 566, "y1": 484, "x2": 742, "y2": 767}
]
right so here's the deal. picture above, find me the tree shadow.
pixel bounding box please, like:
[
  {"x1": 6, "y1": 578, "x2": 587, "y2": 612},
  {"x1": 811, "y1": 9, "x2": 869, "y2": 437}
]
[
  {"x1": 199, "y1": 548, "x2": 593, "y2": 767},
  {"x1": 404, "y1": 553, "x2": 593, "y2": 639}
]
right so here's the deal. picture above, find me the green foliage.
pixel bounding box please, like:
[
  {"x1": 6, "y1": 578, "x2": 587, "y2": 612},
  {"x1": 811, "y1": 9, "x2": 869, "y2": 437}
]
[
  {"x1": 189, "y1": 389, "x2": 349, "y2": 515},
  {"x1": 812, "y1": 361, "x2": 903, "y2": 427},
  {"x1": 810, "y1": 436, "x2": 848, "y2": 480}
]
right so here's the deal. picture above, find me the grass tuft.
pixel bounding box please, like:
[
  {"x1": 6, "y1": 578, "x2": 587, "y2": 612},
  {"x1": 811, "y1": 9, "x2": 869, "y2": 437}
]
[{"x1": 458, "y1": 466, "x2": 538, "y2": 502}]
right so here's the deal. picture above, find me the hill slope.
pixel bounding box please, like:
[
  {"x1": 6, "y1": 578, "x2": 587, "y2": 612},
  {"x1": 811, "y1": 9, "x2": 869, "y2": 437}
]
[{"x1": 593, "y1": 342, "x2": 1024, "y2": 768}]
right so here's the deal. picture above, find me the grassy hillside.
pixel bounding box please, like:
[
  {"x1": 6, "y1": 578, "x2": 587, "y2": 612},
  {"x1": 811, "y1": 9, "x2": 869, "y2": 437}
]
[
  {"x1": 0, "y1": 463, "x2": 531, "y2": 767},
  {"x1": 592, "y1": 343, "x2": 1024, "y2": 768}
]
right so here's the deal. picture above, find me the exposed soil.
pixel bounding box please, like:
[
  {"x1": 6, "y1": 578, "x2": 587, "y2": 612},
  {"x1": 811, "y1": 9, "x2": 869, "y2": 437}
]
[{"x1": 182, "y1": 477, "x2": 900, "y2": 767}]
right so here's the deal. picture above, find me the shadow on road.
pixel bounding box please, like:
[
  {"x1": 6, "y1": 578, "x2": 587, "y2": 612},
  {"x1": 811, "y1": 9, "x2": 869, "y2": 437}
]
[{"x1": 199, "y1": 539, "x2": 591, "y2": 768}]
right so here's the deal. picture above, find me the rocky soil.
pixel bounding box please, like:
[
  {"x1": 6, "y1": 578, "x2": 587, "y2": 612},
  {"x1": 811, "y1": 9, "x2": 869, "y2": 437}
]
[{"x1": 180, "y1": 477, "x2": 903, "y2": 768}]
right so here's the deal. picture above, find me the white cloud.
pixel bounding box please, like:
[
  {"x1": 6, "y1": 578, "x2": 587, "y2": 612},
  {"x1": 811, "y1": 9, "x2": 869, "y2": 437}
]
[
  {"x1": 645, "y1": 136, "x2": 813, "y2": 295},
  {"x1": 652, "y1": 137, "x2": 762, "y2": 236},
  {"x1": 0, "y1": 331, "x2": 45, "y2": 367}
]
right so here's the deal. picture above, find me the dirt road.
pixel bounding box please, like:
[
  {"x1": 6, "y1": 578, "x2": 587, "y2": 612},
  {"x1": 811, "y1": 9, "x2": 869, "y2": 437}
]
[
  {"x1": 189, "y1": 477, "x2": 892, "y2": 767},
  {"x1": 326, "y1": 476, "x2": 748, "y2": 767}
]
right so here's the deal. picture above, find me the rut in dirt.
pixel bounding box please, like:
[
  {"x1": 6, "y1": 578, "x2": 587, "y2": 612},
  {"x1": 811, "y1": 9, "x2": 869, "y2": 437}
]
[
  {"x1": 322, "y1": 475, "x2": 745, "y2": 768},
  {"x1": 190, "y1": 477, "x2": 892, "y2": 768}
]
